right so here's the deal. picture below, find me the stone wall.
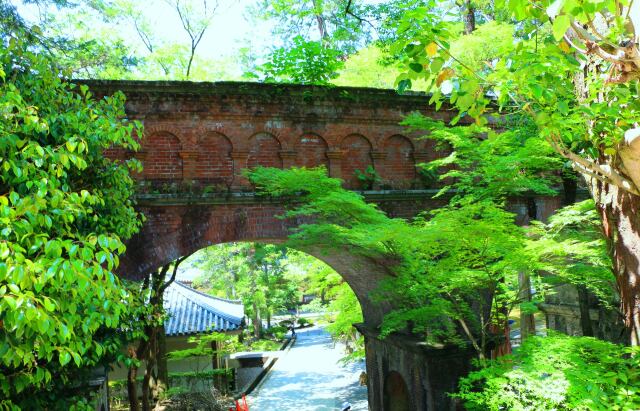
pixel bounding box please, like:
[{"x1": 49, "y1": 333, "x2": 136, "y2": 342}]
[{"x1": 357, "y1": 324, "x2": 474, "y2": 411}]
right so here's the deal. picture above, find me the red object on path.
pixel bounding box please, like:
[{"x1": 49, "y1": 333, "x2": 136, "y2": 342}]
[{"x1": 234, "y1": 395, "x2": 249, "y2": 411}]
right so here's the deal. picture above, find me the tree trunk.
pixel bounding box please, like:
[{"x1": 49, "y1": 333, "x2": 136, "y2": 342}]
[
  {"x1": 577, "y1": 284, "x2": 594, "y2": 337},
  {"x1": 253, "y1": 305, "x2": 262, "y2": 339},
  {"x1": 460, "y1": 0, "x2": 476, "y2": 34},
  {"x1": 142, "y1": 326, "x2": 158, "y2": 411},
  {"x1": 211, "y1": 339, "x2": 222, "y2": 391},
  {"x1": 519, "y1": 272, "x2": 536, "y2": 340},
  {"x1": 594, "y1": 181, "x2": 640, "y2": 345},
  {"x1": 127, "y1": 352, "x2": 140, "y2": 411},
  {"x1": 156, "y1": 325, "x2": 169, "y2": 397}
]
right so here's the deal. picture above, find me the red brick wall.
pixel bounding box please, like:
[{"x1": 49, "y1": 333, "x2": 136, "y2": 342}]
[
  {"x1": 247, "y1": 133, "x2": 283, "y2": 169},
  {"x1": 340, "y1": 134, "x2": 373, "y2": 189},
  {"x1": 195, "y1": 132, "x2": 233, "y2": 186},
  {"x1": 294, "y1": 134, "x2": 329, "y2": 169},
  {"x1": 143, "y1": 132, "x2": 183, "y2": 180},
  {"x1": 384, "y1": 135, "x2": 415, "y2": 189}
]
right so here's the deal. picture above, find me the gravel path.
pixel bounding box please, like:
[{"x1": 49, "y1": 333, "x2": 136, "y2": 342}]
[{"x1": 247, "y1": 326, "x2": 368, "y2": 410}]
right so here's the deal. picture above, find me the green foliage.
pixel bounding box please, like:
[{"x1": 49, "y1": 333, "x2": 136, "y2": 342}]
[
  {"x1": 0, "y1": 39, "x2": 142, "y2": 408},
  {"x1": 391, "y1": 0, "x2": 640, "y2": 191},
  {"x1": 249, "y1": 36, "x2": 345, "y2": 85},
  {"x1": 246, "y1": 167, "x2": 531, "y2": 355},
  {"x1": 455, "y1": 333, "x2": 640, "y2": 411},
  {"x1": 167, "y1": 333, "x2": 242, "y2": 361},
  {"x1": 333, "y1": 45, "x2": 403, "y2": 88},
  {"x1": 527, "y1": 200, "x2": 616, "y2": 305},
  {"x1": 401, "y1": 113, "x2": 562, "y2": 203},
  {"x1": 299, "y1": 298, "x2": 327, "y2": 313},
  {"x1": 354, "y1": 165, "x2": 381, "y2": 190},
  {"x1": 247, "y1": 339, "x2": 282, "y2": 352},
  {"x1": 325, "y1": 283, "x2": 364, "y2": 361},
  {"x1": 297, "y1": 317, "x2": 312, "y2": 327}
]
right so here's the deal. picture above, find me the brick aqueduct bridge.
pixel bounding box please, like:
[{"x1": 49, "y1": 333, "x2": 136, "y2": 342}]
[{"x1": 90, "y1": 81, "x2": 557, "y2": 411}]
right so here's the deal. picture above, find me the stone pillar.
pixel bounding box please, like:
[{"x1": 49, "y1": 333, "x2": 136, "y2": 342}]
[
  {"x1": 326, "y1": 149, "x2": 343, "y2": 179},
  {"x1": 279, "y1": 150, "x2": 297, "y2": 169},
  {"x1": 231, "y1": 150, "x2": 250, "y2": 190},
  {"x1": 371, "y1": 151, "x2": 387, "y2": 190},
  {"x1": 179, "y1": 150, "x2": 198, "y2": 182}
]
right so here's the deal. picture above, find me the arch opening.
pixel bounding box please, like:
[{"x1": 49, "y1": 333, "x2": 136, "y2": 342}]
[
  {"x1": 384, "y1": 371, "x2": 411, "y2": 411},
  {"x1": 159, "y1": 241, "x2": 370, "y2": 408}
]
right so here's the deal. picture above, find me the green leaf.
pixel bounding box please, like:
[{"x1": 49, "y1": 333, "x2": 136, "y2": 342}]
[
  {"x1": 59, "y1": 351, "x2": 71, "y2": 366},
  {"x1": 552, "y1": 15, "x2": 571, "y2": 41}
]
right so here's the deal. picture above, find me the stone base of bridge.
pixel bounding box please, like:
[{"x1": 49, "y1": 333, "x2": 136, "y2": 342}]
[{"x1": 356, "y1": 324, "x2": 474, "y2": 411}]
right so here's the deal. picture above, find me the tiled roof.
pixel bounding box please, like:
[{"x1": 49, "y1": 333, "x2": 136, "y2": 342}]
[{"x1": 163, "y1": 281, "x2": 244, "y2": 336}]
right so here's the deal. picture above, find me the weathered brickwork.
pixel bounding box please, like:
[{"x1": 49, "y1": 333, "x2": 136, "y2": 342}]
[
  {"x1": 383, "y1": 135, "x2": 416, "y2": 189},
  {"x1": 294, "y1": 133, "x2": 329, "y2": 169},
  {"x1": 143, "y1": 131, "x2": 183, "y2": 180},
  {"x1": 194, "y1": 132, "x2": 233, "y2": 187},
  {"x1": 86, "y1": 80, "x2": 460, "y2": 192}
]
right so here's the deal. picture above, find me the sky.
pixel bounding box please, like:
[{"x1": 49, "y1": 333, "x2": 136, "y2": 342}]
[{"x1": 13, "y1": 0, "x2": 275, "y2": 62}]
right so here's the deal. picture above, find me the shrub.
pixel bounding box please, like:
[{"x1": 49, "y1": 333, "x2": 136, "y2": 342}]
[
  {"x1": 298, "y1": 317, "x2": 312, "y2": 327},
  {"x1": 455, "y1": 334, "x2": 640, "y2": 411}
]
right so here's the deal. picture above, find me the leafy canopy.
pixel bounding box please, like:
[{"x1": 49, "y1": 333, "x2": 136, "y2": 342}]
[{"x1": 0, "y1": 39, "x2": 142, "y2": 409}]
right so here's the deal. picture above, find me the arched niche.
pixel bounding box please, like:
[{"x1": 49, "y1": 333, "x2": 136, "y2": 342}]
[
  {"x1": 195, "y1": 132, "x2": 233, "y2": 186},
  {"x1": 143, "y1": 131, "x2": 183, "y2": 180},
  {"x1": 383, "y1": 135, "x2": 415, "y2": 189},
  {"x1": 294, "y1": 134, "x2": 329, "y2": 169},
  {"x1": 384, "y1": 371, "x2": 411, "y2": 411},
  {"x1": 247, "y1": 132, "x2": 283, "y2": 169},
  {"x1": 340, "y1": 134, "x2": 373, "y2": 189}
]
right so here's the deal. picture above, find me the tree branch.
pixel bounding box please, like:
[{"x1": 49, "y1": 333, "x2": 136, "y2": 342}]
[
  {"x1": 159, "y1": 255, "x2": 188, "y2": 294},
  {"x1": 547, "y1": 135, "x2": 640, "y2": 195}
]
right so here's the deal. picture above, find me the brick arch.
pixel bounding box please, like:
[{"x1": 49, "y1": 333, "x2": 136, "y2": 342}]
[
  {"x1": 384, "y1": 371, "x2": 411, "y2": 411},
  {"x1": 143, "y1": 131, "x2": 183, "y2": 180},
  {"x1": 118, "y1": 203, "x2": 392, "y2": 326},
  {"x1": 195, "y1": 132, "x2": 233, "y2": 187},
  {"x1": 247, "y1": 132, "x2": 283, "y2": 169},
  {"x1": 340, "y1": 134, "x2": 373, "y2": 189},
  {"x1": 383, "y1": 135, "x2": 415, "y2": 189},
  {"x1": 294, "y1": 133, "x2": 329, "y2": 169}
]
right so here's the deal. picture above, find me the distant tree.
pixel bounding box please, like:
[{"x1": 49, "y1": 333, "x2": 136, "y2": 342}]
[
  {"x1": 1, "y1": 0, "x2": 139, "y2": 78},
  {"x1": 113, "y1": 0, "x2": 224, "y2": 80},
  {"x1": 248, "y1": 35, "x2": 345, "y2": 84},
  {"x1": 193, "y1": 243, "x2": 300, "y2": 338}
]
